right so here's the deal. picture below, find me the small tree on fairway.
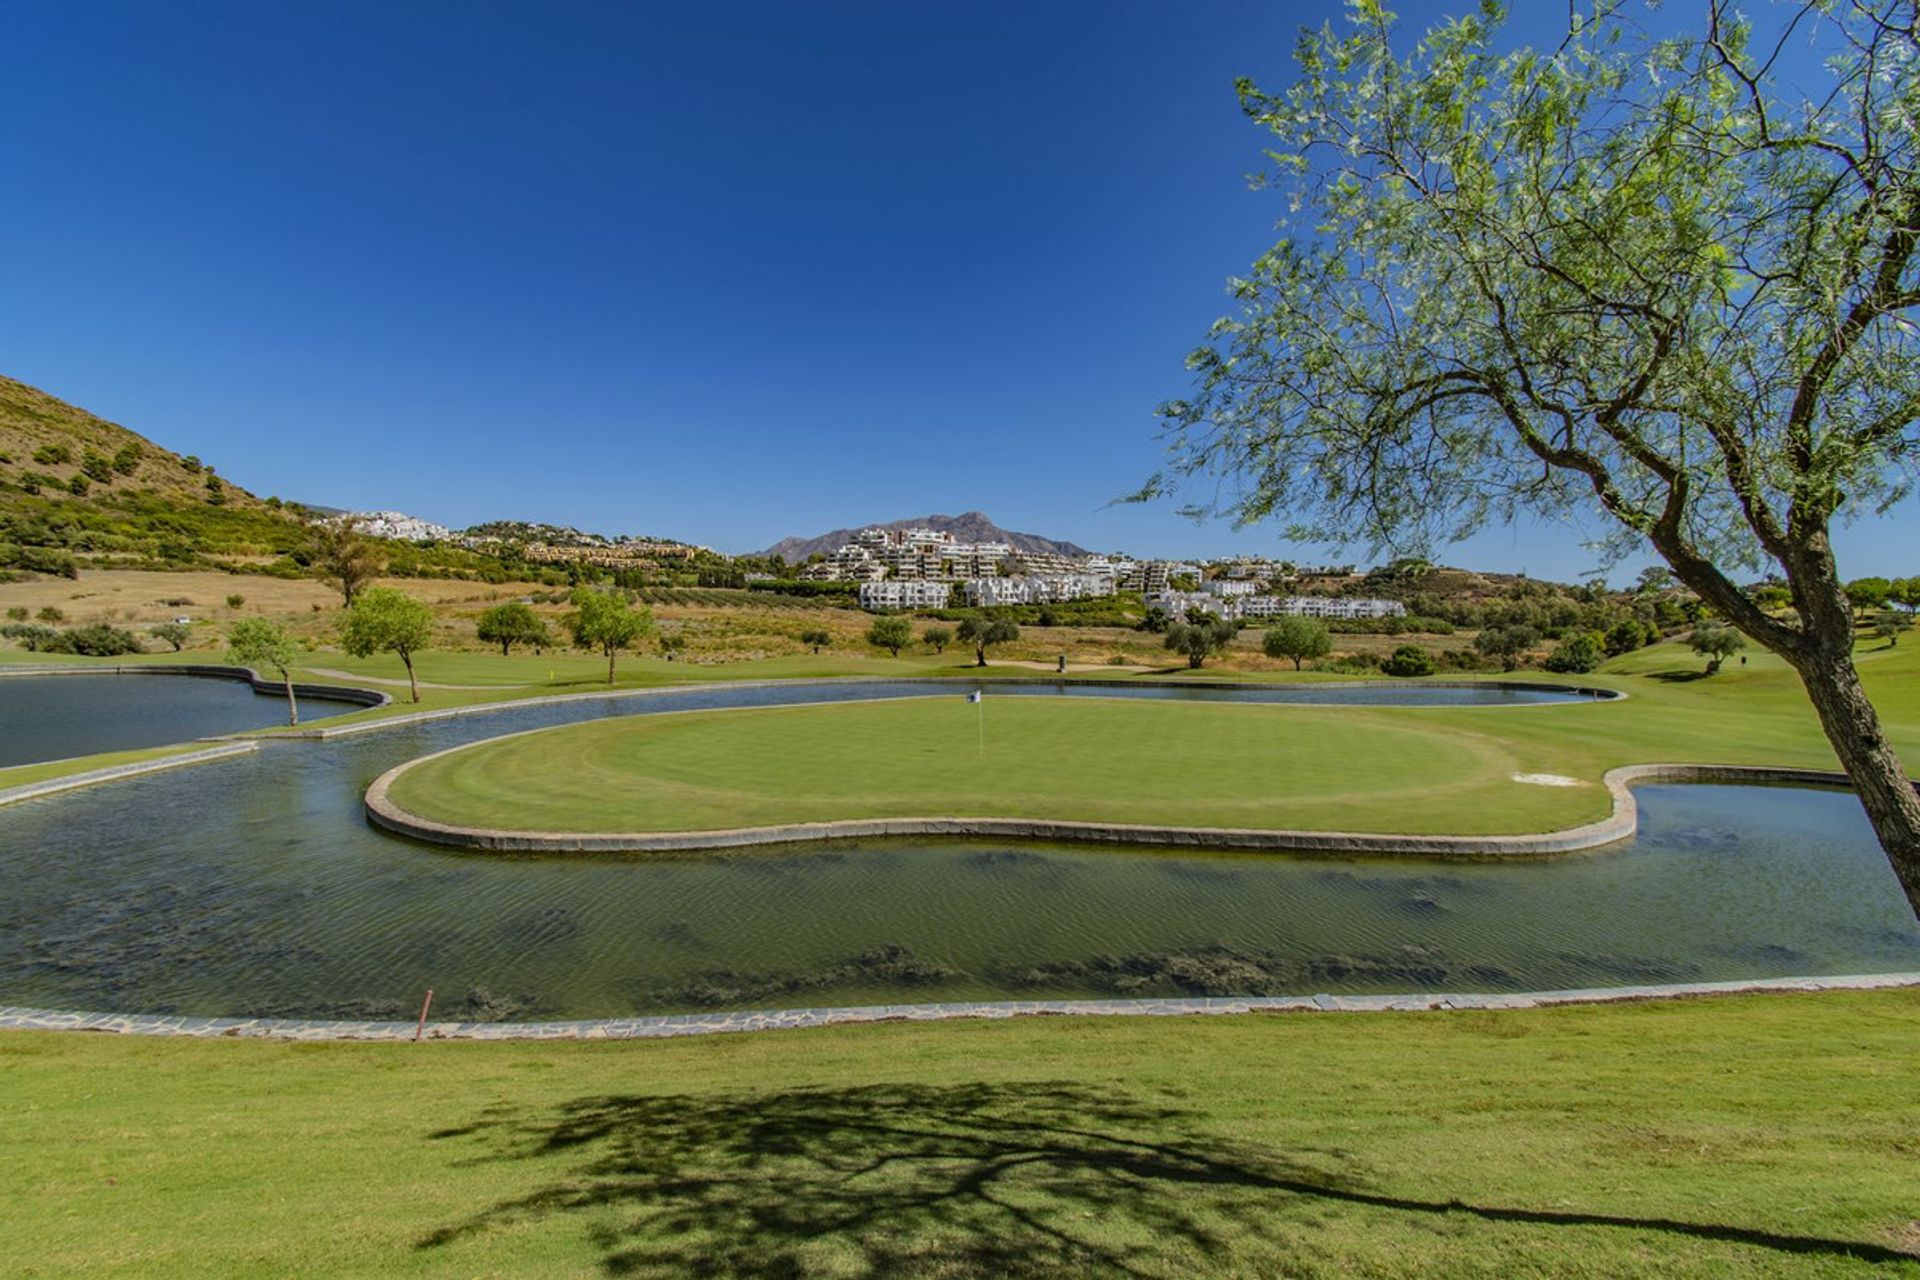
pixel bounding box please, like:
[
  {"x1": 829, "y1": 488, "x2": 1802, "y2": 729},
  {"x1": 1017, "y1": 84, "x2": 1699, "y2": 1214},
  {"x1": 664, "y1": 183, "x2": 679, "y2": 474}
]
[
  {"x1": 311, "y1": 519, "x2": 385, "y2": 607},
  {"x1": 1164, "y1": 618, "x2": 1238, "y2": 669},
  {"x1": 1474, "y1": 625, "x2": 1539, "y2": 673},
  {"x1": 1543, "y1": 631, "x2": 1603, "y2": 675},
  {"x1": 867, "y1": 616, "x2": 912, "y2": 657},
  {"x1": 340, "y1": 587, "x2": 434, "y2": 703},
  {"x1": 957, "y1": 615, "x2": 1018, "y2": 667},
  {"x1": 476, "y1": 602, "x2": 550, "y2": 657},
  {"x1": 1262, "y1": 616, "x2": 1330, "y2": 670},
  {"x1": 228, "y1": 618, "x2": 303, "y2": 725},
  {"x1": 1690, "y1": 624, "x2": 1747, "y2": 676},
  {"x1": 922, "y1": 625, "x2": 953, "y2": 655},
  {"x1": 566, "y1": 588, "x2": 653, "y2": 684},
  {"x1": 1874, "y1": 612, "x2": 1912, "y2": 648},
  {"x1": 151, "y1": 621, "x2": 191, "y2": 652},
  {"x1": 799, "y1": 627, "x2": 832, "y2": 654}
]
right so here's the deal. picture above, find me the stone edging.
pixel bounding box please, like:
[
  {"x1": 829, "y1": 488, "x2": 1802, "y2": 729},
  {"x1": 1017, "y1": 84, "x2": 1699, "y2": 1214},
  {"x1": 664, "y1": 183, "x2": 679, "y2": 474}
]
[
  {"x1": 0, "y1": 742, "x2": 261, "y2": 808},
  {"x1": 0, "y1": 662, "x2": 390, "y2": 709},
  {"x1": 2, "y1": 972, "x2": 1913, "y2": 1041},
  {"x1": 365, "y1": 750, "x2": 1886, "y2": 856},
  {"x1": 274, "y1": 674, "x2": 1621, "y2": 739}
]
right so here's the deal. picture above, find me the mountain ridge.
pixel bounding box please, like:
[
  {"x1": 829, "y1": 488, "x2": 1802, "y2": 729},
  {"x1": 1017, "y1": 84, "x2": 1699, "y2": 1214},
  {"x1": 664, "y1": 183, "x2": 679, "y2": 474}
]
[{"x1": 755, "y1": 512, "x2": 1093, "y2": 563}]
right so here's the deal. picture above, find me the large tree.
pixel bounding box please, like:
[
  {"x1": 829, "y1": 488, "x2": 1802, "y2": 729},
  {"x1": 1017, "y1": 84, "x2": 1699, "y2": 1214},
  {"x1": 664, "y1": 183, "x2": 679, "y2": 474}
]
[
  {"x1": 476, "y1": 601, "x2": 551, "y2": 657},
  {"x1": 1149, "y1": 1, "x2": 1920, "y2": 916},
  {"x1": 310, "y1": 518, "x2": 385, "y2": 606}
]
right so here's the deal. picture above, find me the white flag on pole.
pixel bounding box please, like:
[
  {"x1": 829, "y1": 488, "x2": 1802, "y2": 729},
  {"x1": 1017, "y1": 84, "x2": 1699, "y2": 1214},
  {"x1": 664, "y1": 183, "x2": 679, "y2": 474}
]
[{"x1": 966, "y1": 690, "x2": 982, "y2": 703}]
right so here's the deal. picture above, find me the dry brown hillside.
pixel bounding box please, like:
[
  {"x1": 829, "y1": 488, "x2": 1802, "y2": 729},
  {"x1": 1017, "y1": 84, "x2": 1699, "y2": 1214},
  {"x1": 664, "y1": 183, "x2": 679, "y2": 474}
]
[{"x1": 0, "y1": 374, "x2": 265, "y2": 509}]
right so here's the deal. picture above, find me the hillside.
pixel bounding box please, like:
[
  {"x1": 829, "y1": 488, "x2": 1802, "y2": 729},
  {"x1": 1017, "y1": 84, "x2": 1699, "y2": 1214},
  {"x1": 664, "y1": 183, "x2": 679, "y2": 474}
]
[
  {"x1": 758, "y1": 511, "x2": 1092, "y2": 563},
  {"x1": 0, "y1": 374, "x2": 268, "y2": 510}
]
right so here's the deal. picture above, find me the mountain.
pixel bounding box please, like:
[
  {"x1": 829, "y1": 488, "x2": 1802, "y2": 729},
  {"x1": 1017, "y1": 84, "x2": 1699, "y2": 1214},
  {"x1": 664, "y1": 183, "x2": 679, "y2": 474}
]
[
  {"x1": 0, "y1": 374, "x2": 267, "y2": 509},
  {"x1": 756, "y1": 511, "x2": 1093, "y2": 563}
]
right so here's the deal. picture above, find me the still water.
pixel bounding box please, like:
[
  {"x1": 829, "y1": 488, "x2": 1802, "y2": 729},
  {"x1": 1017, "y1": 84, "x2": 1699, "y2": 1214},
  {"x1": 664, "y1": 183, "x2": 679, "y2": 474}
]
[
  {"x1": 0, "y1": 673, "x2": 366, "y2": 766},
  {"x1": 0, "y1": 678, "x2": 1911, "y2": 1020}
]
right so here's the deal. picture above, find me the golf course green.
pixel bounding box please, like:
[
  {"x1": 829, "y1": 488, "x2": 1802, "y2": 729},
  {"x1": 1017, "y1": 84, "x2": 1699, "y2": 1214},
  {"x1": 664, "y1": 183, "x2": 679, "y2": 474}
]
[{"x1": 382, "y1": 638, "x2": 1920, "y2": 839}]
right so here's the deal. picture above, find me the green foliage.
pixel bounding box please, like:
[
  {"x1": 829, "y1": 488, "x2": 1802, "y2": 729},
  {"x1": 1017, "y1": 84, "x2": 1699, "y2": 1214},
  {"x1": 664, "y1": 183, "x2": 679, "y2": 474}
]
[
  {"x1": 1689, "y1": 624, "x2": 1748, "y2": 674},
  {"x1": 1847, "y1": 577, "x2": 1894, "y2": 613},
  {"x1": 341, "y1": 587, "x2": 435, "y2": 701},
  {"x1": 1380, "y1": 645, "x2": 1435, "y2": 678},
  {"x1": 1164, "y1": 618, "x2": 1238, "y2": 669},
  {"x1": 956, "y1": 614, "x2": 1019, "y2": 666},
  {"x1": 921, "y1": 624, "x2": 952, "y2": 654},
  {"x1": 150, "y1": 621, "x2": 191, "y2": 651},
  {"x1": 311, "y1": 520, "x2": 385, "y2": 605},
  {"x1": 1473, "y1": 624, "x2": 1539, "y2": 673},
  {"x1": 65, "y1": 473, "x2": 88, "y2": 496},
  {"x1": 865, "y1": 616, "x2": 913, "y2": 656},
  {"x1": 36, "y1": 606, "x2": 64, "y2": 623},
  {"x1": 1873, "y1": 612, "x2": 1912, "y2": 647},
  {"x1": 565, "y1": 587, "x2": 654, "y2": 683},
  {"x1": 798, "y1": 627, "x2": 833, "y2": 654},
  {"x1": 224, "y1": 593, "x2": 245, "y2": 609},
  {"x1": 4, "y1": 605, "x2": 24, "y2": 621},
  {"x1": 1543, "y1": 631, "x2": 1603, "y2": 675},
  {"x1": 30, "y1": 443, "x2": 70, "y2": 466},
  {"x1": 476, "y1": 602, "x2": 551, "y2": 656},
  {"x1": 80, "y1": 449, "x2": 113, "y2": 484},
  {"x1": 227, "y1": 618, "x2": 299, "y2": 675},
  {"x1": 1261, "y1": 616, "x2": 1331, "y2": 670},
  {"x1": 111, "y1": 443, "x2": 142, "y2": 475},
  {"x1": 1140, "y1": 605, "x2": 1170, "y2": 634},
  {"x1": 0, "y1": 622, "x2": 59, "y2": 650}
]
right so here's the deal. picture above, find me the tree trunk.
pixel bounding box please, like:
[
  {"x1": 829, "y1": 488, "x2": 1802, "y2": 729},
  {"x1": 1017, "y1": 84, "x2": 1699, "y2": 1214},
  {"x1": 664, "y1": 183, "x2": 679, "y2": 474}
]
[
  {"x1": 403, "y1": 652, "x2": 420, "y2": 703},
  {"x1": 1787, "y1": 643, "x2": 1920, "y2": 918},
  {"x1": 975, "y1": 647, "x2": 986, "y2": 667},
  {"x1": 282, "y1": 671, "x2": 299, "y2": 727},
  {"x1": 501, "y1": 641, "x2": 511, "y2": 656},
  {"x1": 1292, "y1": 657, "x2": 1303, "y2": 670},
  {"x1": 607, "y1": 647, "x2": 616, "y2": 684}
]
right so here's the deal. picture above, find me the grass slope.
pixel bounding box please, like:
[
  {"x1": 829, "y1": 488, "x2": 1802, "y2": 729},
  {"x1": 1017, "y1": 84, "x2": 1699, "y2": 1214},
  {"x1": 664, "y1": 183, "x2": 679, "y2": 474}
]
[
  {"x1": 4, "y1": 992, "x2": 1917, "y2": 1277},
  {"x1": 387, "y1": 638, "x2": 1920, "y2": 837}
]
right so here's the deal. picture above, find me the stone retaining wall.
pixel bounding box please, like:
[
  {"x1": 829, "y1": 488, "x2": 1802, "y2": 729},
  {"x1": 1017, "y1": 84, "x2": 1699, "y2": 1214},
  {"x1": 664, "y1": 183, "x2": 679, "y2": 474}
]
[
  {"x1": 365, "y1": 757, "x2": 1896, "y2": 857},
  {"x1": 3, "y1": 972, "x2": 1913, "y2": 1041},
  {"x1": 0, "y1": 662, "x2": 389, "y2": 709},
  {"x1": 0, "y1": 742, "x2": 261, "y2": 808}
]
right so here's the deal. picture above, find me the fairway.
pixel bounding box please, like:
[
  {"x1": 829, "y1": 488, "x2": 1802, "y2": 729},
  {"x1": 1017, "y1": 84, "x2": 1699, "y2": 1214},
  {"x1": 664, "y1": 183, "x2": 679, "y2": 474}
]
[{"x1": 4, "y1": 991, "x2": 1918, "y2": 1278}]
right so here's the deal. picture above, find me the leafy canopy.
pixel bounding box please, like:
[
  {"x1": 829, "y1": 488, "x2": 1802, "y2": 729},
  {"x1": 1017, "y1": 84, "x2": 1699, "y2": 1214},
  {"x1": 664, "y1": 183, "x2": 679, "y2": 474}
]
[{"x1": 1148, "y1": 0, "x2": 1920, "y2": 660}]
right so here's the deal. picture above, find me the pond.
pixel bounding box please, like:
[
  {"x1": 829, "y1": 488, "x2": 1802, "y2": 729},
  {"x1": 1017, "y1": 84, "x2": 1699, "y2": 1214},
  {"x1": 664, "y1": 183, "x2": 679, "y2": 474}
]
[
  {"x1": 0, "y1": 674, "x2": 370, "y2": 767},
  {"x1": 0, "y1": 678, "x2": 1910, "y2": 1021}
]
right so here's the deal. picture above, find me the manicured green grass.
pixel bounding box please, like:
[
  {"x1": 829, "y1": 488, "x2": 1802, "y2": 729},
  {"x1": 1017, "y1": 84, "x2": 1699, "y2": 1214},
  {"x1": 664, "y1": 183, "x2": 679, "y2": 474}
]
[
  {"x1": 4, "y1": 991, "x2": 1917, "y2": 1277},
  {"x1": 387, "y1": 638, "x2": 1920, "y2": 837},
  {"x1": 0, "y1": 742, "x2": 214, "y2": 791}
]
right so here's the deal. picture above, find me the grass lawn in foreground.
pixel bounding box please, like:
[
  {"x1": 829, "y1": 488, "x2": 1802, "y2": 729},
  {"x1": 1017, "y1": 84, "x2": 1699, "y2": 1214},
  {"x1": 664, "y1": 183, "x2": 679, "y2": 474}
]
[
  {"x1": 3, "y1": 991, "x2": 1916, "y2": 1277},
  {"x1": 386, "y1": 637, "x2": 1920, "y2": 837}
]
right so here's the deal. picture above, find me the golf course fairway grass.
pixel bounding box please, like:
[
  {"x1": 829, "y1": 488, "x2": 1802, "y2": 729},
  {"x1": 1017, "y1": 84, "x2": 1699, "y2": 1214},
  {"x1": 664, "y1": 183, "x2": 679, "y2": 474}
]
[
  {"x1": 5, "y1": 990, "x2": 1918, "y2": 1277},
  {"x1": 382, "y1": 637, "x2": 1920, "y2": 839}
]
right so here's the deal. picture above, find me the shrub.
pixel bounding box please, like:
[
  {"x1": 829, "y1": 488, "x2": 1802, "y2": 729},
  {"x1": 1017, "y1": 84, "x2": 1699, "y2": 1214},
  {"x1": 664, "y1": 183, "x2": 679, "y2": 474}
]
[
  {"x1": 1543, "y1": 631, "x2": 1603, "y2": 674},
  {"x1": 225, "y1": 593, "x2": 246, "y2": 608},
  {"x1": 112, "y1": 443, "x2": 142, "y2": 475},
  {"x1": 151, "y1": 621, "x2": 192, "y2": 651},
  {"x1": 81, "y1": 450, "x2": 114, "y2": 483},
  {"x1": 67, "y1": 473, "x2": 89, "y2": 496},
  {"x1": 1381, "y1": 644, "x2": 1435, "y2": 677},
  {"x1": 31, "y1": 444, "x2": 71, "y2": 466},
  {"x1": 36, "y1": 606, "x2": 64, "y2": 623},
  {"x1": 5, "y1": 606, "x2": 25, "y2": 621},
  {"x1": 60, "y1": 623, "x2": 144, "y2": 656}
]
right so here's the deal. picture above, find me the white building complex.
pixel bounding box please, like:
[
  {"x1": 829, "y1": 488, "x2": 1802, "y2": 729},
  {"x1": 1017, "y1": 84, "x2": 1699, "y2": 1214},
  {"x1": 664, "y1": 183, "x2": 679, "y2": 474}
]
[
  {"x1": 960, "y1": 574, "x2": 1117, "y2": 607},
  {"x1": 858, "y1": 580, "x2": 955, "y2": 611},
  {"x1": 1152, "y1": 591, "x2": 1408, "y2": 623}
]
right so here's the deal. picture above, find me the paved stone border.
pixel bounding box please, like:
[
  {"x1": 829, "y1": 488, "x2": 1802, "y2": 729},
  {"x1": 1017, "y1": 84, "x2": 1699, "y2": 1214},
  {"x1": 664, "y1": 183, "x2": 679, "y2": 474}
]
[
  {"x1": 1, "y1": 972, "x2": 1913, "y2": 1041},
  {"x1": 0, "y1": 741, "x2": 262, "y2": 808},
  {"x1": 366, "y1": 735, "x2": 1896, "y2": 855},
  {"x1": 276, "y1": 674, "x2": 1621, "y2": 739}
]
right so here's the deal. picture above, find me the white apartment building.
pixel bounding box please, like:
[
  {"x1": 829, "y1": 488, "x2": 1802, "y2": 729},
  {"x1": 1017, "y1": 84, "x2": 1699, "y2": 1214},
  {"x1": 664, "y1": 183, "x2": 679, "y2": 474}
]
[
  {"x1": 1149, "y1": 590, "x2": 1238, "y2": 620},
  {"x1": 859, "y1": 580, "x2": 954, "y2": 611},
  {"x1": 1236, "y1": 595, "x2": 1408, "y2": 620},
  {"x1": 1202, "y1": 579, "x2": 1259, "y2": 597},
  {"x1": 962, "y1": 574, "x2": 1116, "y2": 607}
]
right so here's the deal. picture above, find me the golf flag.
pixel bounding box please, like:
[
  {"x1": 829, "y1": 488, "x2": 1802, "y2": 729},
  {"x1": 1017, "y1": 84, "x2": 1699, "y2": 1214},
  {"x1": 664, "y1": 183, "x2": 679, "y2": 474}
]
[{"x1": 967, "y1": 690, "x2": 982, "y2": 703}]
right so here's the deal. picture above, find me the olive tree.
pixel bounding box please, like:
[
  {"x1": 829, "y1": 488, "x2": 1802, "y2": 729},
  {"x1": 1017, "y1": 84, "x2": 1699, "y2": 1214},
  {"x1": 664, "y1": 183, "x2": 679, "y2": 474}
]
[
  {"x1": 1473, "y1": 624, "x2": 1539, "y2": 674},
  {"x1": 310, "y1": 518, "x2": 384, "y2": 606},
  {"x1": 1690, "y1": 622, "x2": 1748, "y2": 674},
  {"x1": 150, "y1": 621, "x2": 191, "y2": 652},
  {"x1": 340, "y1": 586, "x2": 433, "y2": 703},
  {"x1": 1164, "y1": 617, "x2": 1239, "y2": 669},
  {"x1": 866, "y1": 616, "x2": 913, "y2": 656},
  {"x1": 1262, "y1": 615, "x2": 1330, "y2": 670},
  {"x1": 799, "y1": 627, "x2": 832, "y2": 654},
  {"x1": 1148, "y1": 2, "x2": 1920, "y2": 915},
  {"x1": 476, "y1": 601, "x2": 550, "y2": 656},
  {"x1": 956, "y1": 614, "x2": 1019, "y2": 667},
  {"x1": 227, "y1": 618, "x2": 302, "y2": 725},
  {"x1": 922, "y1": 624, "x2": 954, "y2": 654},
  {"x1": 566, "y1": 588, "x2": 653, "y2": 683}
]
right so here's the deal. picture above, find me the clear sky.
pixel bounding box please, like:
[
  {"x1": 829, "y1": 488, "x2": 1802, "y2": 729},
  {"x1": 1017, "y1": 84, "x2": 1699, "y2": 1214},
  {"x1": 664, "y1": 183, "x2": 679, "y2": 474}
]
[{"x1": 2, "y1": 1, "x2": 1911, "y2": 578}]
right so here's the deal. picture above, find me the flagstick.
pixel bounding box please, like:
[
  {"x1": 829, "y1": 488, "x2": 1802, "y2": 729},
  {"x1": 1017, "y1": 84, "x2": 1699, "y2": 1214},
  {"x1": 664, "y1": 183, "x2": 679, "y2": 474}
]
[{"x1": 977, "y1": 695, "x2": 984, "y2": 755}]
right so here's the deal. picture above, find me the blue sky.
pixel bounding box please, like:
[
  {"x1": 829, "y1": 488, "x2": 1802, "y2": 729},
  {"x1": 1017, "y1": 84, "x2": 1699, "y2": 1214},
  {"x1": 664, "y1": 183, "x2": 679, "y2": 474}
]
[{"x1": 2, "y1": 1, "x2": 1912, "y2": 578}]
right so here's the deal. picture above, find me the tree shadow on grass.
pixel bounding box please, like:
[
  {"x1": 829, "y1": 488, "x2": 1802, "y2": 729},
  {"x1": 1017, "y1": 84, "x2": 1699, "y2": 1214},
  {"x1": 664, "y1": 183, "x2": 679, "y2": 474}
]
[{"x1": 417, "y1": 1081, "x2": 1912, "y2": 1277}]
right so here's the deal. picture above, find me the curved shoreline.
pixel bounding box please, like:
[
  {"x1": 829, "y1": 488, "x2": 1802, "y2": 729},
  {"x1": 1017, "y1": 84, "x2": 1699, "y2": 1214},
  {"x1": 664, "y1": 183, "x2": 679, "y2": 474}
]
[
  {"x1": 366, "y1": 754, "x2": 1881, "y2": 857},
  {"x1": 0, "y1": 661, "x2": 390, "y2": 709},
  {"x1": 3, "y1": 972, "x2": 1915, "y2": 1041},
  {"x1": 277, "y1": 674, "x2": 1622, "y2": 739}
]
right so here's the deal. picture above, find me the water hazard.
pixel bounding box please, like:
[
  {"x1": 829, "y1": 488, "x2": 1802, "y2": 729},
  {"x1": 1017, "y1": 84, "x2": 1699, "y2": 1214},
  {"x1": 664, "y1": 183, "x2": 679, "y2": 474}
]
[{"x1": 0, "y1": 678, "x2": 1911, "y2": 1020}]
